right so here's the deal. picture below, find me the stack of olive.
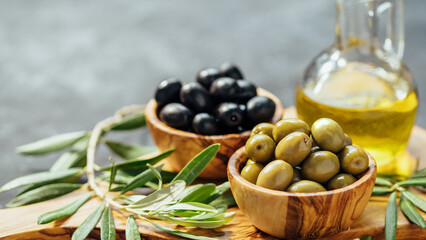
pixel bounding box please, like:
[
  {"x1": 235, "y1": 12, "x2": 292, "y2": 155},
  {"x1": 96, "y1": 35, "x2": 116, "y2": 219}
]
[
  {"x1": 241, "y1": 118, "x2": 370, "y2": 193},
  {"x1": 154, "y1": 63, "x2": 276, "y2": 135}
]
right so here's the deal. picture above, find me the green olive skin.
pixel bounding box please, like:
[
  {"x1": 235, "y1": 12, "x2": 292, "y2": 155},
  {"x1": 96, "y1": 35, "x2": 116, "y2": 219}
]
[
  {"x1": 256, "y1": 160, "x2": 293, "y2": 191},
  {"x1": 287, "y1": 180, "x2": 326, "y2": 193},
  {"x1": 327, "y1": 173, "x2": 356, "y2": 190},
  {"x1": 275, "y1": 132, "x2": 312, "y2": 166},
  {"x1": 246, "y1": 159, "x2": 256, "y2": 166},
  {"x1": 241, "y1": 162, "x2": 264, "y2": 184},
  {"x1": 339, "y1": 145, "x2": 369, "y2": 175},
  {"x1": 310, "y1": 146, "x2": 321, "y2": 154},
  {"x1": 291, "y1": 167, "x2": 303, "y2": 183},
  {"x1": 245, "y1": 134, "x2": 276, "y2": 163},
  {"x1": 311, "y1": 118, "x2": 345, "y2": 153},
  {"x1": 272, "y1": 118, "x2": 310, "y2": 143},
  {"x1": 302, "y1": 151, "x2": 340, "y2": 184},
  {"x1": 344, "y1": 133, "x2": 352, "y2": 146},
  {"x1": 250, "y1": 123, "x2": 275, "y2": 138}
]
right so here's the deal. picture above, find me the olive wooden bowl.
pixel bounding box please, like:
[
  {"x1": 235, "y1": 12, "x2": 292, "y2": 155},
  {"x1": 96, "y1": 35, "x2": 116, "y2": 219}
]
[
  {"x1": 228, "y1": 147, "x2": 377, "y2": 239},
  {"x1": 145, "y1": 88, "x2": 284, "y2": 179}
]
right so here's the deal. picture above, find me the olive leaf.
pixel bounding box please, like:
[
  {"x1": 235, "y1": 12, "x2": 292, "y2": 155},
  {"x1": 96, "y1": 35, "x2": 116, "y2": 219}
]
[
  {"x1": 177, "y1": 184, "x2": 216, "y2": 203},
  {"x1": 140, "y1": 216, "x2": 217, "y2": 240},
  {"x1": 385, "y1": 191, "x2": 397, "y2": 240},
  {"x1": 104, "y1": 139, "x2": 157, "y2": 160},
  {"x1": 397, "y1": 177, "x2": 426, "y2": 187},
  {"x1": 99, "y1": 172, "x2": 133, "y2": 185},
  {"x1": 16, "y1": 131, "x2": 88, "y2": 155},
  {"x1": 126, "y1": 215, "x2": 141, "y2": 240},
  {"x1": 372, "y1": 186, "x2": 393, "y2": 196},
  {"x1": 401, "y1": 190, "x2": 426, "y2": 212},
  {"x1": 375, "y1": 177, "x2": 394, "y2": 187},
  {"x1": 410, "y1": 168, "x2": 426, "y2": 178},
  {"x1": 172, "y1": 144, "x2": 220, "y2": 185},
  {"x1": 50, "y1": 135, "x2": 90, "y2": 171},
  {"x1": 400, "y1": 197, "x2": 426, "y2": 229},
  {"x1": 208, "y1": 194, "x2": 236, "y2": 208},
  {"x1": 161, "y1": 202, "x2": 218, "y2": 213},
  {"x1": 110, "y1": 110, "x2": 146, "y2": 131},
  {"x1": 72, "y1": 202, "x2": 106, "y2": 240},
  {"x1": 0, "y1": 168, "x2": 83, "y2": 193},
  {"x1": 128, "y1": 180, "x2": 186, "y2": 210},
  {"x1": 101, "y1": 206, "x2": 116, "y2": 240},
  {"x1": 6, "y1": 183, "x2": 82, "y2": 208},
  {"x1": 108, "y1": 157, "x2": 117, "y2": 192},
  {"x1": 120, "y1": 164, "x2": 164, "y2": 194},
  {"x1": 206, "y1": 182, "x2": 230, "y2": 203},
  {"x1": 147, "y1": 163, "x2": 163, "y2": 190},
  {"x1": 164, "y1": 212, "x2": 234, "y2": 229},
  {"x1": 99, "y1": 149, "x2": 173, "y2": 171},
  {"x1": 38, "y1": 192, "x2": 93, "y2": 224}
]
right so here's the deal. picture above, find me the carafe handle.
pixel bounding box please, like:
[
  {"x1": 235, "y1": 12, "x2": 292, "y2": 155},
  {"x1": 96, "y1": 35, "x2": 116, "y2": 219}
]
[{"x1": 377, "y1": 0, "x2": 405, "y2": 59}]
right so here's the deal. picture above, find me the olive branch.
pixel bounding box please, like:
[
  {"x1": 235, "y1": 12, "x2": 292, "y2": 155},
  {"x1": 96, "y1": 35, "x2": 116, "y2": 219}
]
[{"x1": 0, "y1": 105, "x2": 236, "y2": 240}]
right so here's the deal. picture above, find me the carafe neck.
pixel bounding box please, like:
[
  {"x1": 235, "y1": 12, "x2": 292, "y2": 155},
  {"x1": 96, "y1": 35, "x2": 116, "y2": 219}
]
[{"x1": 335, "y1": 0, "x2": 380, "y2": 51}]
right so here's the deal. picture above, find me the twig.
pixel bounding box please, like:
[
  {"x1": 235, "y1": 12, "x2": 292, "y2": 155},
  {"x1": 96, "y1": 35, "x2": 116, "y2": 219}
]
[{"x1": 86, "y1": 105, "x2": 145, "y2": 209}]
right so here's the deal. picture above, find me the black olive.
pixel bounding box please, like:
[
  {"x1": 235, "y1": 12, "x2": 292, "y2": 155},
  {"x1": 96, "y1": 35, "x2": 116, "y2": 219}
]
[
  {"x1": 192, "y1": 113, "x2": 220, "y2": 135},
  {"x1": 219, "y1": 62, "x2": 244, "y2": 79},
  {"x1": 154, "y1": 78, "x2": 182, "y2": 107},
  {"x1": 196, "y1": 68, "x2": 222, "y2": 89},
  {"x1": 246, "y1": 96, "x2": 276, "y2": 123},
  {"x1": 209, "y1": 77, "x2": 239, "y2": 102},
  {"x1": 216, "y1": 102, "x2": 244, "y2": 128},
  {"x1": 236, "y1": 80, "x2": 257, "y2": 103},
  {"x1": 180, "y1": 82, "x2": 212, "y2": 113},
  {"x1": 159, "y1": 103, "x2": 194, "y2": 130}
]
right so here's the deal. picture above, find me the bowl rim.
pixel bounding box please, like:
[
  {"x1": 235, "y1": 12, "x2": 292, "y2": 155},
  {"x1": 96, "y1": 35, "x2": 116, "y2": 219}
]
[
  {"x1": 145, "y1": 88, "x2": 284, "y2": 140},
  {"x1": 228, "y1": 146, "x2": 377, "y2": 197}
]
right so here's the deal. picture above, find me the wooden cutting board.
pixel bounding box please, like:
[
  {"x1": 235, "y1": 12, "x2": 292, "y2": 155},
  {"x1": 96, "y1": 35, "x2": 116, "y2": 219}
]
[{"x1": 0, "y1": 108, "x2": 425, "y2": 239}]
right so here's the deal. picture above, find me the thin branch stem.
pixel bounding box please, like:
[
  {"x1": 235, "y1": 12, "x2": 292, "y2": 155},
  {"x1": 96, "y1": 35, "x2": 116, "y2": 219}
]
[{"x1": 86, "y1": 105, "x2": 145, "y2": 209}]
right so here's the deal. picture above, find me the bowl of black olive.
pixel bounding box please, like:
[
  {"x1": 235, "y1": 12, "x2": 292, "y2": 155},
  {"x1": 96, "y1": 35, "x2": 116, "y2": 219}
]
[{"x1": 145, "y1": 63, "x2": 284, "y2": 179}]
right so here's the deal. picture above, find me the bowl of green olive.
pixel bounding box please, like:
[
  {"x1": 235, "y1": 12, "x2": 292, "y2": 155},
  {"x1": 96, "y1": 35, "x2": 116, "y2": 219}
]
[
  {"x1": 227, "y1": 118, "x2": 377, "y2": 239},
  {"x1": 146, "y1": 63, "x2": 284, "y2": 179}
]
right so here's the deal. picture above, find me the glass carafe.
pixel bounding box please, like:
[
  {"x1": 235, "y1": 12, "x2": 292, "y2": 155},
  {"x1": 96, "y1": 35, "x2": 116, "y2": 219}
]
[{"x1": 295, "y1": 0, "x2": 418, "y2": 177}]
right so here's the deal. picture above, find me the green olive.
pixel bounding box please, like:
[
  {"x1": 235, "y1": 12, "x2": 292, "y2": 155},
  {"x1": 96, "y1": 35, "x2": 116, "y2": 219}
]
[
  {"x1": 250, "y1": 123, "x2": 275, "y2": 138},
  {"x1": 246, "y1": 159, "x2": 256, "y2": 166},
  {"x1": 272, "y1": 118, "x2": 310, "y2": 143},
  {"x1": 311, "y1": 118, "x2": 345, "y2": 153},
  {"x1": 256, "y1": 160, "x2": 293, "y2": 191},
  {"x1": 302, "y1": 151, "x2": 340, "y2": 184},
  {"x1": 344, "y1": 133, "x2": 352, "y2": 146},
  {"x1": 245, "y1": 134, "x2": 276, "y2": 163},
  {"x1": 275, "y1": 132, "x2": 312, "y2": 166},
  {"x1": 339, "y1": 145, "x2": 369, "y2": 175},
  {"x1": 241, "y1": 162, "x2": 264, "y2": 184},
  {"x1": 287, "y1": 180, "x2": 326, "y2": 193},
  {"x1": 327, "y1": 173, "x2": 356, "y2": 190},
  {"x1": 291, "y1": 167, "x2": 302, "y2": 183},
  {"x1": 310, "y1": 135, "x2": 318, "y2": 147}
]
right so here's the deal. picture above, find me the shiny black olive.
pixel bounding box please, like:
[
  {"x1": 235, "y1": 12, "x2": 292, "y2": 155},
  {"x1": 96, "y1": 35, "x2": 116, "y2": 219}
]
[
  {"x1": 196, "y1": 68, "x2": 222, "y2": 89},
  {"x1": 236, "y1": 80, "x2": 257, "y2": 102},
  {"x1": 246, "y1": 96, "x2": 276, "y2": 123},
  {"x1": 159, "y1": 103, "x2": 194, "y2": 130},
  {"x1": 180, "y1": 82, "x2": 212, "y2": 113},
  {"x1": 192, "y1": 113, "x2": 220, "y2": 135},
  {"x1": 209, "y1": 77, "x2": 239, "y2": 102},
  {"x1": 216, "y1": 102, "x2": 244, "y2": 128},
  {"x1": 219, "y1": 62, "x2": 244, "y2": 79},
  {"x1": 154, "y1": 78, "x2": 182, "y2": 107}
]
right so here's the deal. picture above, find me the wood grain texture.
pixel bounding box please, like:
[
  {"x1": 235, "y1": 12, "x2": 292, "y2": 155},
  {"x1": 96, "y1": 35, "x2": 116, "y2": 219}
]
[
  {"x1": 228, "y1": 147, "x2": 376, "y2": 239},
  {"x1": 145, "y1": 88, "x2": 284, "y2": 179},
  {"x1": 0, "y1": 107, "x2": 425, "y2": 240}
]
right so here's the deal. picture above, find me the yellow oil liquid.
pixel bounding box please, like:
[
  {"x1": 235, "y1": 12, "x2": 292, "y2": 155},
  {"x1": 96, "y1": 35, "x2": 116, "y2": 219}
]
[{"x1": 296, "y1": 62, "x2": 418, "y2": 176}]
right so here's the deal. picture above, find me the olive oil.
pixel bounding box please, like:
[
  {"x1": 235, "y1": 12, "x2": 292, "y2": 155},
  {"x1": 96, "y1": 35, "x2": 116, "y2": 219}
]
[{"x1": 296, "y1": 62, "x2": 418, "y2": 177}]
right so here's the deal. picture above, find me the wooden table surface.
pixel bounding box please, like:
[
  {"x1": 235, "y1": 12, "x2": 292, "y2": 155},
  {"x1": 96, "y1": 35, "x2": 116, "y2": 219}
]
[{"x1": 0, "y1": 108, "x2": 425, "y2": 239}]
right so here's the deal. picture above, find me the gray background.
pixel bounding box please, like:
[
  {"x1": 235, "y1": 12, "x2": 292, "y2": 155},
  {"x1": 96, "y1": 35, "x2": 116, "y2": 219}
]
[{"x1": 0, "y1": 0, "x2": 425, "y2": 207}]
